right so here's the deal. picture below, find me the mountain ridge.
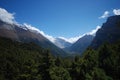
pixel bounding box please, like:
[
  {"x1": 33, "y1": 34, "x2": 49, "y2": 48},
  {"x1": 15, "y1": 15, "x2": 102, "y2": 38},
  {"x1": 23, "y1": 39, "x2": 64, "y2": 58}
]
[
  {"x1": 65, "y1": 34, "x2": 94, "y2": 54},
  {"x1": 0, "y1": 20, "x2": 67, "y2": 56},
  {"x1": 90, "y1": 15, "x2": 120, "y2": 48}
]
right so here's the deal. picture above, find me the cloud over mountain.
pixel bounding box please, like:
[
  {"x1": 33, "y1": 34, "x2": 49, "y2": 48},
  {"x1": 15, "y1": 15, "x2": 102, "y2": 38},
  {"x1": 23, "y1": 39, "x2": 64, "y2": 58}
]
[
  {"x1": 86, "y1": 26, "x2": 101, "y2": 36},
  {"x1": 113, "y1": 9, "x2": 120, "y2": 15},
  {"x1": 0, "y1": 7, "x2": 101, "y2": 44},
  {"x1": 99, "y1": 11, "x2": 109, "y2": 19},
  {"x1": 0, "y1": 8, "x2": 16, "y2": 24},
  {"x1": 58, "y1": 36, "x2": 81, "y2": 44},
  {"x1": 58, "y1": 26, "x2": 101, "y2": 43},
  {"x1": 99, "y1": 9, "x2": 120, "y2": 19},
  {"x1": 0, "y1": 7, "x2": 55, "y2": 43},
  {"x1": 23, "y1": 23, "x2": 55, "y2": 43}
]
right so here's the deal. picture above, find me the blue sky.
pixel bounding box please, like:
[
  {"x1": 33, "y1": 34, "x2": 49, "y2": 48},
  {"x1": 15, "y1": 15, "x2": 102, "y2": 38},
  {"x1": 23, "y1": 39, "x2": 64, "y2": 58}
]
[{"x1": 0, "y1": 0, "x2": 120, "y2": 41}]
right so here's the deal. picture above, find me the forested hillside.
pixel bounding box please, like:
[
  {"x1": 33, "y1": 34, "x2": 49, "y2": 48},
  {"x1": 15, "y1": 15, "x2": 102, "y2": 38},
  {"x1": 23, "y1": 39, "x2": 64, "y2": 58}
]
[{"x1": 0, "y1": 37, "x2": 120, "y2": 80}]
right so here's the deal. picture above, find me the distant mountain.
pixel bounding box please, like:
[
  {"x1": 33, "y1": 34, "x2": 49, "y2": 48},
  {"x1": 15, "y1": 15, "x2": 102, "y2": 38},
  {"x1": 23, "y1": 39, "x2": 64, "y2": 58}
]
[
  {"x1": 0, "y1": 20, "x2": 67, "y2": 56},
  {"x1": 66, "y1": 35, "x2": 94, "y2": 54},
  {"x1": 91, "y1": 15, "x2": 120, "y2": 48},
  {"x1": 54, "y1": 38, "x2": 72, "y2": 48}
]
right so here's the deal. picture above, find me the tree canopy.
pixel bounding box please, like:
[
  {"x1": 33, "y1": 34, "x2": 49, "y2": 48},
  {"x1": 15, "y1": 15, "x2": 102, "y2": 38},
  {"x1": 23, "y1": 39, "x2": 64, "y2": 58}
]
[{"x1": 0, "y1": 37, "x2": 120, "y2": 80}]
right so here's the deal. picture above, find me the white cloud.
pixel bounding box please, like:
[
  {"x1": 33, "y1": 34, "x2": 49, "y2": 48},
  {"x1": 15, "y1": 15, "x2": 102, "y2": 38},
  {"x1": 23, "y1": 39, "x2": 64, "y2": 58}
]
[
  {"x1": 23, "y1": 23, "x2": 56, "y2": 43},
  {"x1": 86, "y1": 26, "x2": 101, "y2": 36},
  {"x1": 99, "y1": 11, "x2": 109, "y2": 19},
  {"x1": 58, "y1": 26, "x2": 101, "y2": 43},
  {"x1": 58, "y1": 36, "x2": 82, "y2": 44},
  {"x1": 113, "y1": 9, "x2": 120, "y2": 15},
  {"x1": 0, "y1": 7, "x2": 16, "y2": 24}
]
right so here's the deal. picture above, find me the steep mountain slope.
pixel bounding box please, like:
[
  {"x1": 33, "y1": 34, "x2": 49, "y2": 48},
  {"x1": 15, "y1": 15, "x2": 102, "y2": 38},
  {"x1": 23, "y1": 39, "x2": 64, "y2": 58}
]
[
  {"x1": 0, "y1": 20, "x2": 67, "y2": 56},
  {"x1": 54, "y1": 38, "x2": 72, "y2": 48},
  {"x1": 66, "y1": 35, "x2": 94, "y2": 54},
  {"x1": 91, "y1": 15, "x2": 120, "y2": 48},
  {"x1": 0, "y1": 20, "x2": 19, "y2": 40}
]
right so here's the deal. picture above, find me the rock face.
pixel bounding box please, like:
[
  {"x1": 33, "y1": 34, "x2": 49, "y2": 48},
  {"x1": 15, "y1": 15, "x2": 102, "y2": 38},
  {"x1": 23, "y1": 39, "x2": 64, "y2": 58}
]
[
  {"x1": 66, "y1": 35, "x2": 94, "y2": 54},
  {"x1": 0, "y1": 20, "x2": 67, "y2": 56},
  {"x1": 91, "y1": 15, "x2": 120, "y2": 48}
]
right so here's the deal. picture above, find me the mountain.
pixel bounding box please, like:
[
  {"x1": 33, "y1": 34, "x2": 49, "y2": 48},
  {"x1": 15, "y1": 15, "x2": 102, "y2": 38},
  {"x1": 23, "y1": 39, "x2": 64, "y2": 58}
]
[
  {"x1": 54, "y1": 38, "x2": 72, "y2": 48},
  {"x1": 91, "y1": 15, "x2": 120, "y2": 48},
  {"x1": 0, "y1": 20, "x2": 19, "y2": 40},
  {"x1": 0, "y1": 20, "x2": 67, "y2": 56},
  {"x1": 65, "y1": 35, "x2": 94, "y2": 54}
]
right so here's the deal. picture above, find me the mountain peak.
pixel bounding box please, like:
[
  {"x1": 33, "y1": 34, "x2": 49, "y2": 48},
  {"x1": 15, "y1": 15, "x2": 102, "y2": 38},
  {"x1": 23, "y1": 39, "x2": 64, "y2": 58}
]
[
  {"x1": 91, "y1": 15, "x2": 120, "y2": 48},
  {"x1": 107, "y1": 15, "x2": 120, "y2": 22},
  {"x1": 65, "y1": 34, "x2": 94, "y2": 54}
]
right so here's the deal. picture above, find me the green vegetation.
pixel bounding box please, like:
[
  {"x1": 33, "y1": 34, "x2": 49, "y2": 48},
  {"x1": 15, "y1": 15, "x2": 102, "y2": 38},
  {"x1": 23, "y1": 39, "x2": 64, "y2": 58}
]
[{"x1": 0, "y1": 37, "x2": 120, "y2": 80}]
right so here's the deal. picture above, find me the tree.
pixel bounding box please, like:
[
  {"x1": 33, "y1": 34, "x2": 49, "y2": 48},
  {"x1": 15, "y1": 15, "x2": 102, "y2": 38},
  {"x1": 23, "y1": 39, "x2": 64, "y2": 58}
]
[
  {"x1": 49, "y1": 67, "x2": 71, "y2": 80},
  {"x1": 55, "y1": 56, "x2": 63, "y2": 67}
]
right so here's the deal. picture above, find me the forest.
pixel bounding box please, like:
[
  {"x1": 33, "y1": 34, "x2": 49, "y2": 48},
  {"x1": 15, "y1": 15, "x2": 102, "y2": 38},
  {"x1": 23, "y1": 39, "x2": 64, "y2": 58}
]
[{"x1": 0, "y1": 37, "x2": 120, "y2": 80}]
